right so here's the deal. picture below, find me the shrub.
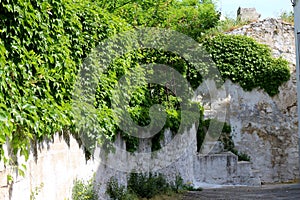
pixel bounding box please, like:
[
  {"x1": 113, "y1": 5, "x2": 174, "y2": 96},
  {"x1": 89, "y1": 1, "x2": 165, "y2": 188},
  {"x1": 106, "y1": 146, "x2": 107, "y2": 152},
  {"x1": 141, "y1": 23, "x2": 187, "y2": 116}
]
[
  {"x1": 107, "y1": 173, "x2": 201, "y2": 199},
  {"x1": 127, "y1": 172, "x2": 170, "y2": 198},
  {"x1": 171, "y1": 174, "x2": 202, "y2": 192},
  {"x1": 167, "y1": 0, "x2": 220, "y2": 40},
  {"x1": 231, "y1": 149, "x2": 251, "y2": 162},
  {"x1": 101, "y1": 0, "x2": 220, "y2": 40},
  {"x1": 72, "y1": 177, "x2": 99, "y2": 200},
  {"x1": 106, "y1": 177, "x2": 137, "y2": 200}
]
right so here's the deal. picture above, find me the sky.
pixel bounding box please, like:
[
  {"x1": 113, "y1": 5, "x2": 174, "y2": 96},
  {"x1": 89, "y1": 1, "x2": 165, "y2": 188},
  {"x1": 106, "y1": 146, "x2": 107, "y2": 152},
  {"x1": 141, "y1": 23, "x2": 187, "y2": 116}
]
[{"x1": 216, "y1": 0, "x2": 294, "y2": 19}]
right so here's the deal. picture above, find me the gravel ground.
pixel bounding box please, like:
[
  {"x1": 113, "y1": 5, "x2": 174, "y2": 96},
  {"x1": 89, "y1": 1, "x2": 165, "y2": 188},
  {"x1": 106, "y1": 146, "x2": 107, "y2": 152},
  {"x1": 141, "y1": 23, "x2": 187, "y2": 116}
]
[{"x1": 181, "y1": 184, "x2": 300, "y2": 200}]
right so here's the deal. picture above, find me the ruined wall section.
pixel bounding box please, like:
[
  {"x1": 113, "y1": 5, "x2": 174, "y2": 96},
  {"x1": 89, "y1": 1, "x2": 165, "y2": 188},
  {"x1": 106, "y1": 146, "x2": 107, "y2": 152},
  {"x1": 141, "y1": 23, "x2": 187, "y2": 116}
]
[
  {"x1": 225, "y1": 18, "x2": 299, "y2": 183},
  {"x1": 237, "y1": 7, "x2": 261, "y2": 22}
]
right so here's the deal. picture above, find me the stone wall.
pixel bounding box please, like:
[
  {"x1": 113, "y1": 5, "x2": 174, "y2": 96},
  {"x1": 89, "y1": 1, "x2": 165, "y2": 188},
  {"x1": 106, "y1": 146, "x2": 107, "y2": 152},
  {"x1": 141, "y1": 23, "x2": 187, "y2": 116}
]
[
  {"x1": 0, "y1": 125, "x2": 265, "y2": 200},
  {"x1": 194, "y1": 153, "x2": 260, "y2": 186},
  {"x1": 93, "y1": 126, "x2": 198, "y2": 199},
  {"x1": 1, "y1": 18, "x2": 299, "y2": 200},
  {"x1": 94, "y1": 127, "x2": 261, "y2": 199},
  {"x1": 0, "y1": 134, "x2": 97, "y2": 200},
  {"x1": 228, "y1": 18, "x2": 296, "y2": 65},
  {"x1": 224, "y1": 18, "x2": 299, "y2": 183},
  {"x1": 237, "y1": 7, "x2": 261, "y2": 22}
]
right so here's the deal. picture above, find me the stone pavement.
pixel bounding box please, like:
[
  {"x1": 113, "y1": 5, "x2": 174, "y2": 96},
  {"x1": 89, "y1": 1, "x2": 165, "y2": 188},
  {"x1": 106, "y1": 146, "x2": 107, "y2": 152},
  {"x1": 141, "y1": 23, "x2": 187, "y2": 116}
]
[{"x1": 182, "y1": 184, "x2": 300, "y2": 200}]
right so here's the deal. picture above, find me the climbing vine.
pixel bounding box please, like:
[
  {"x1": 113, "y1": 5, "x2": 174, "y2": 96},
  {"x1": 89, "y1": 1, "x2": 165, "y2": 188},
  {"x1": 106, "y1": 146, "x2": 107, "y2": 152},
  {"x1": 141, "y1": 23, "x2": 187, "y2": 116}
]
[
  {"x1": 0, "y1": 0, "x2": 212, "y2": 165},
  {"x1": 93, "y1": 48, "x2": 204, "y2": 153},
  {"x1": 0, "y1": 0, "x2": 129, "y2": 165},
  {"x1": 202, "y1": 34, "x2": 290, "y2": 96}
]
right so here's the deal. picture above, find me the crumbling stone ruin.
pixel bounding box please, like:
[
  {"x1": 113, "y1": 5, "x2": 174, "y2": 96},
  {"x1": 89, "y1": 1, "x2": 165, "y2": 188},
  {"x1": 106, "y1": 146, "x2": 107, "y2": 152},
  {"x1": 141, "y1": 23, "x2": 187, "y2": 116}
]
[{"x1": 237, "y1": 7, "x2": 261, "y2": 22}]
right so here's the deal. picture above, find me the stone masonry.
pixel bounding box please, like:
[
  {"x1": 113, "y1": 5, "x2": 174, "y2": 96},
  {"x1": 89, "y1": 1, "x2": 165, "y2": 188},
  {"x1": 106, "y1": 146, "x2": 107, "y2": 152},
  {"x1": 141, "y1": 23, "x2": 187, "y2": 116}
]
[
  {"x1": 0, "y1": 134, "x2": 97, "y2": 200},
  {"x1": 225, "y1": 18, "x2": 299, "y2": 183},
  {"x1": 237, "y1": 7, "x2": 261, "y2": 22}
]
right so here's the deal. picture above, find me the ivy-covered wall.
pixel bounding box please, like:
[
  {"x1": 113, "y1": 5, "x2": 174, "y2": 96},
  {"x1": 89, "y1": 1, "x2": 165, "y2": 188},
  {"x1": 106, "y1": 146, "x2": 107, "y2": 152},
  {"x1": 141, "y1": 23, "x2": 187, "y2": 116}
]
[
  {"x1": 223, "y1": 18, "x2": 299, "y2": 183},
  {"x1": 0, "y1": 1, "x2": 298, "y2": 198},
  {"x1": 0, "y1": 0, "x2": 221, "y2": 164},
  {"x1": 0, "y1": 0, "x2": 130, "y2": 165},
  {"x1": 0, "y1": 1, "x2": 293, "y2": 183}
]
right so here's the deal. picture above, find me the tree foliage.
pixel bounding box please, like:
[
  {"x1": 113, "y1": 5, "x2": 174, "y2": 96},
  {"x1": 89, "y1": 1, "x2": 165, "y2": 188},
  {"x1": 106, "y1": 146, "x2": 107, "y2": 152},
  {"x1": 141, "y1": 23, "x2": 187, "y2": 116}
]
[{"x1": 100, "y1": 0, "x2": 220, "y2": 39}]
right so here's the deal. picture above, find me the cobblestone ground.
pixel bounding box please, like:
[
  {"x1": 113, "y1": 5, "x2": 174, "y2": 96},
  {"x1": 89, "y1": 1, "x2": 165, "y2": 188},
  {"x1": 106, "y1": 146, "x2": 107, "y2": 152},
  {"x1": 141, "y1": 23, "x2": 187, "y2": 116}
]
[{"x1": 181, "y1": 184, "x2": 300, "y2": 200}]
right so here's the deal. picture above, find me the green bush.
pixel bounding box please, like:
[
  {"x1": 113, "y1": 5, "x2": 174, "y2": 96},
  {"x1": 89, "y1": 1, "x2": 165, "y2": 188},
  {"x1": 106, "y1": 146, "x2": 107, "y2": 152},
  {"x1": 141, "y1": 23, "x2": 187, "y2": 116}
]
[
  {"x1": 237, "y1": 152, "x2": 251, "y2": 162},
  {"x1": 171, "y1": 174, "x2": 202, "y2": 192},
  {"x1": 107, "y1": 172, "x2": 200, "y2": 200},
  {"x1": 167, "y1": 0, "x2": 220, "y2": 40},
  {"x1": 106, "y1": 177, "x2": 138, "y2": 200},
  {"x1": 231, "y1": 149, "x2": 251, "y2": 162},
  {"x1": 127, "y1": 172, "x2": 170, "y2": 198},
  {"x1": 101, "y1": 0, "x2": 220, "y2": 40},
  {"x1": 202, "y1": 34, "x2": 290, "y2": 96},
  {"x1": 72, "y1": 177, "x2": 99, "y2": 200}
]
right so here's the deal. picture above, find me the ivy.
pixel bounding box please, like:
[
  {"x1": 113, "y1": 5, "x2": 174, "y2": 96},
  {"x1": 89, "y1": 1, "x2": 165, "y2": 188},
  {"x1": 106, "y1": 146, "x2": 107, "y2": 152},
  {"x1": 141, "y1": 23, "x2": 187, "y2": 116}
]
[
  {"x1": 0, "y1": 0, "x2": 290, "y2": 169},
  {"x1": 202, "y1": 34, "x2": 290, "y2": 96},
  {"x1": 94, "y1": 48, "x2": 203, "y2": 153},
  {"x1": 0, "y1": 0, "x2": 128, "y2": 166}
]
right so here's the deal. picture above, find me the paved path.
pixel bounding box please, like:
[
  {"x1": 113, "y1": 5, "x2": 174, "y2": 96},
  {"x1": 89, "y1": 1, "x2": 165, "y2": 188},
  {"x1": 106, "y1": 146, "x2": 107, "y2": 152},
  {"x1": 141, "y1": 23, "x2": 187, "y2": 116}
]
[{"x1": 182, "y1": 184, "x2": 300, "y2": 200}]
